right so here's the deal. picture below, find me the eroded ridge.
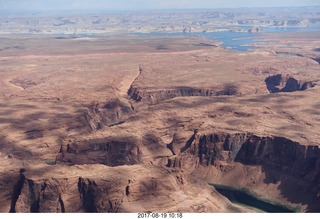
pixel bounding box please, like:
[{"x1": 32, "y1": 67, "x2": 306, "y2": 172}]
[{"x1": 128, "y1": 66, "x2": 250, "y2": 105}]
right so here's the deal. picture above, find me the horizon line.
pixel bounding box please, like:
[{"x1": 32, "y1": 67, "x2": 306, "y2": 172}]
[{"x1": 1, "y1": 5, "x2": 320, "y2": 12}]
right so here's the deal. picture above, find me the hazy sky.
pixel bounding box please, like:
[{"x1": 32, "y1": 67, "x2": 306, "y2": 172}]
[{"x1": 1, "y1": 0, "x2": 319, "y2": 11}]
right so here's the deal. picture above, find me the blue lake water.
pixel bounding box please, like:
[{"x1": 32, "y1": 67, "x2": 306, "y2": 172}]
[{"x1": 135, "y1": 26, "x2": 320, "y2": 52}]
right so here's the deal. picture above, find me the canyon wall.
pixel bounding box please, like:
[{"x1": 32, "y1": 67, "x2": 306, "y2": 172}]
[{"x1": 164, "y1": 132, "x2": 320, "y2": 212}]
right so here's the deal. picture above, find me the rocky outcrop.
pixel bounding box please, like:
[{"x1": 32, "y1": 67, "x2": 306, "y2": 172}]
[
  {"x1": 10, "y1": 172, "x2": 66, "y2": 213},
  {"x1": 167, "y1": 131, "x2": 197, "y2": 155},
  {"x1": 81, "y1": 99, "x2": 133, "y2": 131},
  {"x1": 128, "y1": 85, "x2": 240, "y2": 104},
  {"x1": 265, "y1": 74, "x2": 316, "y2": 93},
  {"x1": 56, "y1": 138, "x2": 142, "y2": 166}
]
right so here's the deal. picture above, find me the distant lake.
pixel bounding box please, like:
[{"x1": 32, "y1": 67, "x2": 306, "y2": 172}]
[
  {"x1": 265, "y1": 26, "x2": 320, "y2": 33},
  {"x1": 134, "y1": 26, "x2": 320, "y2": 52}
]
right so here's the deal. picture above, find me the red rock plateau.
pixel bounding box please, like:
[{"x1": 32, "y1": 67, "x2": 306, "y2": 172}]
[{"x1": 0, "y1": 31, "x2": 320, "y2": 213}]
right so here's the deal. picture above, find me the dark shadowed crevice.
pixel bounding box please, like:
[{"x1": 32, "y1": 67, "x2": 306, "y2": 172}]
[
  {"x1": 58, "y1": 195, "x2": 66, "y2": 213},
  {"x1": 108, "y1": 200, "x2": 113, "y2": 212},
  {"x1": 77, "y1": 177, "x2": 97, "y2": 212},
  {"x1": 125, "y1": 186, "x2": 130, "y2": 196},
  {"x1": 312, "y1": 57, "x2": 320, "y2": 64},
  {"x1": 9, "y1": 170, "x2": 26, "y2": 213},
  {"x1": 28, "y1": 180, "x2": 40, "y2": 213},
  {"x1": 180, "y1": 131, "x2": 197, "y2": 153}
]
